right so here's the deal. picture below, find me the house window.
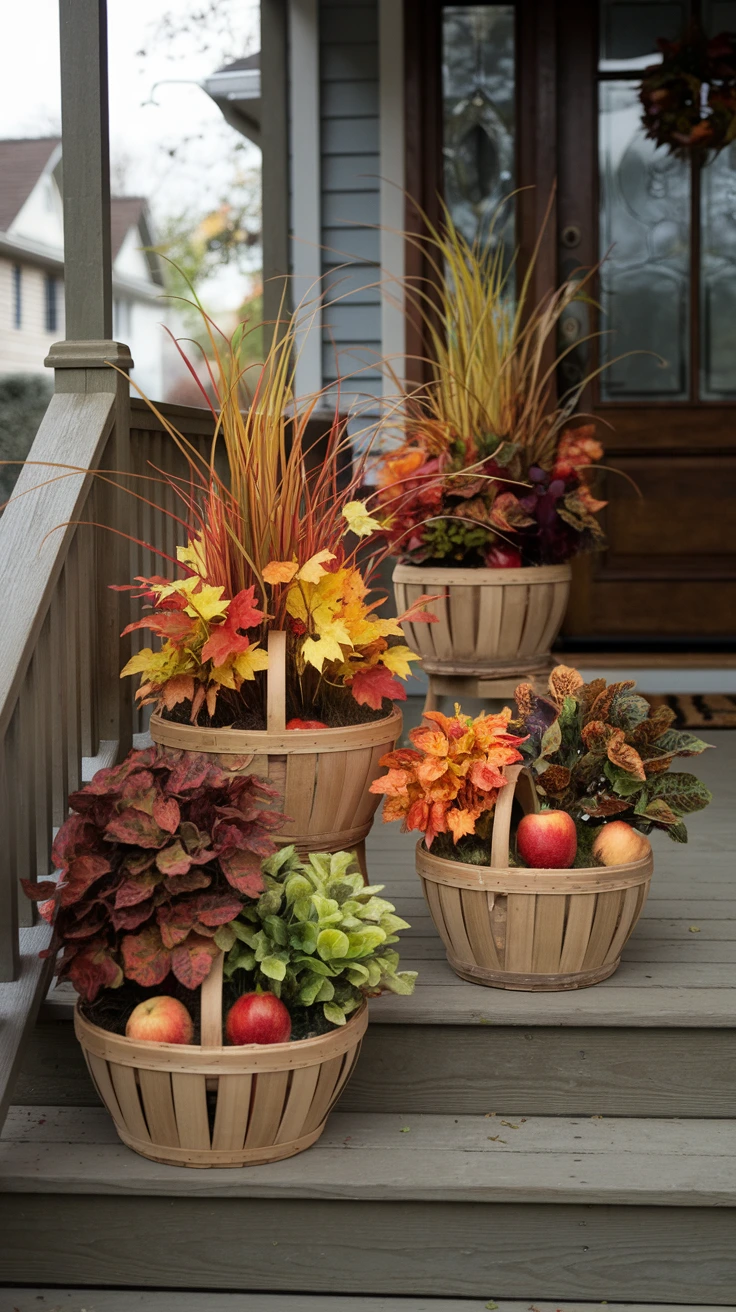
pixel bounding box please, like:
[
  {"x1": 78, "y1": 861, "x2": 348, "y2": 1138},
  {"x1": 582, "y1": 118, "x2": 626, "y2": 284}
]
[
  {"x1": 45, "y1": 275, "x2": 58, "y2": 333},
  {"x1": 598, "y1": 0, "x2": 736, "y2": 401},
  {"x1": 12, "y1": 265, "x2": 22, "y2": 329},
  {"x1": 442, "y1": 5, "x2": 516, "y2": 272}
]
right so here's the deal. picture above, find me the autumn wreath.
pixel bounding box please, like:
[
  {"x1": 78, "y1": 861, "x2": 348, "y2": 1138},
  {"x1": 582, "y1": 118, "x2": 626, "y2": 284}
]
[{"x1": 639, "y1": 24, "x2": 736, "y2": 158}]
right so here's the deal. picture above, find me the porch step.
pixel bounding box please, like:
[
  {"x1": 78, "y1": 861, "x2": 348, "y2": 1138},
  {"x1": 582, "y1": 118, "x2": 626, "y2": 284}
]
[
  {"x1": 4, "y1": 1300, "x2": 730, "y2": 1312},
  {"x1": 1, "y1": 1107, "x2": 736, "y2": 1302}
]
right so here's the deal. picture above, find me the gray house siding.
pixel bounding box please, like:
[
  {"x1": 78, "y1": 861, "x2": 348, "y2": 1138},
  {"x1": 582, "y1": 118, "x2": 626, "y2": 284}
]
[{"x1": 319, "y1": 0, "x2": 382, "y2": 407}]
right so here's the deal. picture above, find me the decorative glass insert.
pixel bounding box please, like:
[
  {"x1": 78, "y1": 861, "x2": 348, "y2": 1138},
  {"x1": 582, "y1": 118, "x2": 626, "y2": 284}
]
[
  {"x1": 442, "y1": 4, "x2": 515, "y2": 266},
  {"x1": 599, "y1": 0, "x2": 687, "y2": 70},
  {"x1": 599, "y1": 80, "x2": 690, "y2": 399}
]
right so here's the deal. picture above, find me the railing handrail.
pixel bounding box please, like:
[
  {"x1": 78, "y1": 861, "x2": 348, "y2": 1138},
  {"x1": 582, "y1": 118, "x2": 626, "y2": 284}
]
[{"x1": 0, "y1": 390, "x2": 115, "y2": 741}]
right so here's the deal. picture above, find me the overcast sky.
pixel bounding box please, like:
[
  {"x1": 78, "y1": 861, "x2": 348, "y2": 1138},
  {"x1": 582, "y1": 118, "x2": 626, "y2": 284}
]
[{"x1": 1, "y1": 0, "x2": 261, "y2": 306}]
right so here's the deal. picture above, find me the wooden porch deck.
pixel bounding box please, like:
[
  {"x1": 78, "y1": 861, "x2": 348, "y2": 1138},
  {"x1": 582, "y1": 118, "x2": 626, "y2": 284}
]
[{"x1": 2, "y1": 700, "x2": 735, "y2": 1303}]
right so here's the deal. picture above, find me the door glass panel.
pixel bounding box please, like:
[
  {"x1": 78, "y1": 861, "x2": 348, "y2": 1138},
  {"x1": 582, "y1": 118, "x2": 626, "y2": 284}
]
[
  {"x1": 701, "y1": 146, "x2": 736, "y2": 397},
  {"x1": 599, "y1": 79, "x2": 690, "y2": 399},
  {"x1": 599, "y1": 1, "x2": 687, "y2": 70},
  {"x1": 442, "y1": 4, "x2": 515, "y2": 268}
]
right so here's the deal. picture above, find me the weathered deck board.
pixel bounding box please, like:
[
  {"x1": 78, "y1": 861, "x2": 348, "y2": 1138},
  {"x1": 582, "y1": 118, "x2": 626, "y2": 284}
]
[
  {"x1": 3, "y1": 1105, "x2": 736, "y2": 1206},
  {"x1": 6, "y1": 1296, "x2": 730, "y2": 1312}
]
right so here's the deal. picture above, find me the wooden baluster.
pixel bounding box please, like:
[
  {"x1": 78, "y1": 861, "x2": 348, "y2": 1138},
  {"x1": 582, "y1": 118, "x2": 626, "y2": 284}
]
[
  {"x1": 31, "y1": 620, "x2": 53, "y2": 878},
  {"x1": 15, "y1": 668, "x2": 37, "y2": 927},
  {"x1": 0, "y1": 711, "x2": 20, "y2": 980},
  {"x1": 78, "y1": 517, "x2": 99, "y2": 759},
  {"x1": 64, "y1": 543, "x2": 82, "y2": 796},
  {"x1": 49, "y1": 583, "x2": 70, "y2": 826}
]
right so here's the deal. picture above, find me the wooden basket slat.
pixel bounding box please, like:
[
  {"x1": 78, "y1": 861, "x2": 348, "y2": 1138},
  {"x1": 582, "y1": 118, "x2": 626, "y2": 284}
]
[
  {"x1": 498, "y1": 585, "x2": 528, "y2": 658},
  {"x1": 531, "y1": 895, "x2": 566, "y2": 974},
  {"x1": 415, "y1": 763, "x2": 654, "y2": 993},
  {"x1": 353, "y1": 743, "x2": 392, "y2": 828},
  {"x1": 283, "y1": 752, "x2": 317, "y2": 831},
  {"x1": 273, "y1": 1063, "x2": 322, "y2": 1147},
  {"x1": 460, "y1": 888, "x2": 501, "y2": 971},
  {"x1": 301, "y1": 1052, "x2": 346, "y2": 1136},
  {"x1": 538, "y1": 579, "x2": 573, "y2": 653},
  {"x1": 437, "y1": 882, "x2": 474, "y2": 963},
  {"x1": 109, "y1": 1062, "x2": 151, "y2": 1144},
  {"x1": 171, "y1": 1072, "x2": 210, "y2": 1151},
  {"x1": 583, "y1": 889, "x2": 625, "y2": 971},
  {"x1": 310, "y1": 749, "x2": 350, "y2": 834},
  {"x1": 211, "y1": 1073, "x2": 252, "y2": 1152},
  {"x1": 85, "y1": 1051, "x2": 124, "y2": 1128},
  {"x1": 448, "y1": 585, "x2": 477, "y2": 659},
  {"x1": 558, "y1": 892, "x2": 597, "y2": 974},
  {"x1": 245, "y1": 1070, "x2": 290, "y2": 1150},
  {"x1": 138, "y1": 1068, "x2": 180, "y2": 1148},
  {"x1": 520, "y1": 581, "x2": 554, "y2": 653}
]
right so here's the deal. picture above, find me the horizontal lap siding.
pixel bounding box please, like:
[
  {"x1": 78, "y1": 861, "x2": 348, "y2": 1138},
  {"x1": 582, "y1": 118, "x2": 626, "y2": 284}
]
[{"x1": 320, "y1": 0, "x2": 382, "y2": 406}]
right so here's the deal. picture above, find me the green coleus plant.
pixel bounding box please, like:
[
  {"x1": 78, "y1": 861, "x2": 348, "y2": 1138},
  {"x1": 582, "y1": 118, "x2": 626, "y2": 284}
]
[
  {"x1": 512, "y1": 665, "x2": 713, "y2": 858},
  {"x1": 216, "y1": 847, "x2": 417, "y2": 1026}
]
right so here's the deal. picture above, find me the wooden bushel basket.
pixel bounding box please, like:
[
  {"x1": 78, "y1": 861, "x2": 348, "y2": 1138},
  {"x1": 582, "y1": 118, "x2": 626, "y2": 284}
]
[
  {"x1": 393, "y1": 562, "x2": 571, "y2": 681},
  {"x1": 75, "y1": 954, "x2": 368, "y2": 1167},
  {"x1": 150, "y1": 632, "x2": 402, "y2": 874},
  {"x1": 416, "y1": 764, "x2": 653, "y2": 992}
]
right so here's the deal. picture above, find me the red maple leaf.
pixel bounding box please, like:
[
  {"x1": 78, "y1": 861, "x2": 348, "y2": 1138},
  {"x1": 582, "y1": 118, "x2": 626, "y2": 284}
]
[
  {"x1": 350, "y1": 664, "x2": 406, "y2": 711},
  {"x1": 201, "y1": 586, "x2": 264, "y2": 665}
]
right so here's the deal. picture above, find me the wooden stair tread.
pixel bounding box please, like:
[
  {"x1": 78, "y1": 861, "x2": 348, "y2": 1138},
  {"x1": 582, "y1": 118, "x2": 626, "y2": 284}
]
[
  {"x1": 3, "y1": 1106, "x2": 736, "y2": 1207},
  {"x1": 6, "y1": 1296, "x2": 729, "y2": 1312}
]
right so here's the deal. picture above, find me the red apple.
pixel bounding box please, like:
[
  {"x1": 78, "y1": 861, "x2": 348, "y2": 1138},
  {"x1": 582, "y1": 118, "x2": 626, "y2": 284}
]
[
  {"x1": 125, "y1": 996, "x2": 194, "y2": 1045},
  {"x1": 593, "y1": 821, "x2": 651, "y2": 867},
  {"x1": 226, "y1": 992, "x2": 292, "y2": 1046},
  {"x1": 486, "y1": 544, "x2": 523, "y2": 569},
  {"x1": 517, "y1": 810, "x2": 577, "y2": 869}
]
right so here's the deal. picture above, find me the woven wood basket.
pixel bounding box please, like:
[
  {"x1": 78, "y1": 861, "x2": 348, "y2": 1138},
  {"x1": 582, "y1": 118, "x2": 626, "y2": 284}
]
[
  {"x1": 416, "y1": 764, "x2": 653, "y2": 992},
  {"x1": 393, "y1": 562, "x2": 571, "y2": 679},
  {"x1": 75, "y1": 954, "x2": 368, "y2": 1167},
  {"x1": 150, "y1": 632, "x2": 402, "y2": 874}
]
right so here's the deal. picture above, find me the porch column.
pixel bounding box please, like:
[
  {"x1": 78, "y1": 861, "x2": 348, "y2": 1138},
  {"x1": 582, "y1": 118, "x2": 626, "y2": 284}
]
[
  {"x1": 261, "y1": 0, "x2": 291, "y2": 329},
  {"x1": 49, "y1": 0, "x2": 132, "y2": 753}
]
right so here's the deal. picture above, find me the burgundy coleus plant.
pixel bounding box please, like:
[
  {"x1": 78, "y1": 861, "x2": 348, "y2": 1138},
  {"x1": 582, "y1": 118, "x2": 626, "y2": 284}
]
[{"x1": 22, "y1": 746, "x2": 285, "y2": 1003}]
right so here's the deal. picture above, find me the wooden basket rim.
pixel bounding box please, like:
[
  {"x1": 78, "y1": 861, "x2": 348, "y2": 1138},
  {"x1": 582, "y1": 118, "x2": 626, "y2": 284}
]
[
  {"x1": 416, "y1": 838, "x2": 654, "y2": 894},
  {"x1": 393, "y1": 562, "x2": 572, "y2": 586},
  {"x1": 75, "y1": 997, "x2": 368, "y2": 1075},
  {"x1": 150, "y1": 705, "x2": 403, "y2": 756}
]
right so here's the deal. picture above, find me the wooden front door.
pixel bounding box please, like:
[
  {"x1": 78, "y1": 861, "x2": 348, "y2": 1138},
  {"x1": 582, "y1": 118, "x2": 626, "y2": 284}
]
[{"x1": 404, "y1": 0, "x2": 736, "y2": 649}]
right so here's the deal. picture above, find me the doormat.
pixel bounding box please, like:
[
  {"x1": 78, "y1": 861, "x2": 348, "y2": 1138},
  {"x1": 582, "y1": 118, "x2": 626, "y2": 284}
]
[{"x1": 645, "y1": 693, "x2": 736, "y2": 729}]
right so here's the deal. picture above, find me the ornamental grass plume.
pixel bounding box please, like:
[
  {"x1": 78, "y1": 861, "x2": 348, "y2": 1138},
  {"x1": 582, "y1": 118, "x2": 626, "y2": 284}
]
[
  {"x1": 114, "y1": 290, "x2": 436, "y2": 727},
  {"x1": 370, "y1": 705, "x2": 527, "y2": 849},
  {"x1": 375, "y1": 196, "x2": 613, "y2": 567}
]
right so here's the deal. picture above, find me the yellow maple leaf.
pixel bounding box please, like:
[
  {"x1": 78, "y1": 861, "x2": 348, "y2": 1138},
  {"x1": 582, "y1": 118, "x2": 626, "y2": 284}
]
[
  {"x1": 372, "y1": 616, "x2": 405, "y2": 639},
  {"x1": 176, "y1": 533, "x2": 208, "y2": 578},
  {"x1": 151, "y1": 576, "x2": 201, "y2": 605},
  {"x1": 184, "y1": 584, "x2": 228, "y2": 623},
  {"x1": 210, "y1": 659, "x2": 238, "y2": 690},
  {"x1": 296, "y1": 550, "x2": 336, "y2": 584},
  {"x1": 263, "y1": 560, "x2": 299, "y2": 585},
  {"x1": 233, "y1": 644, "x2": 269, "y2": 681},
  {"x1": 342, "y1": 500, "x2": 382, "y2": 539},
  {"x1": 120, "y1": 643, "x2": 190, "y2": 684},
  {"x1": 302, "y1": 630, "x2": 349, "y2": 672},
  {"x1": 380, "y1": 645, "x2": 421, "y2": 679}
]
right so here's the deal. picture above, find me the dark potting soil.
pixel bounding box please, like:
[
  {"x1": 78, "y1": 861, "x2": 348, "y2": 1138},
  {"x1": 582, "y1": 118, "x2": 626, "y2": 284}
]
[
  {"x1": 82, "y1": 976, "x2": 340, "y2": 1046},
  {"x1": 161, "y1": 692, "x2": 394, "y2": 732}
]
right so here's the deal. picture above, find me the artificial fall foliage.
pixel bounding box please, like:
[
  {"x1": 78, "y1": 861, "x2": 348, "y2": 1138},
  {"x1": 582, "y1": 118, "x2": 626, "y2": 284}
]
[
  {"x1": 370, "y1": 706, "x2": 527, "y2": 847},
  {"x1": 23, "y1": 748, "x2": 284, "y2": 1002},
  {"x1": 512, "y1": 666, "x2": 713, "y2": 855},
  {"x1": 115, "y1": 295, "x2": 435, "y2": 728},
  {"x1": 220, "y1": 847, "x2": 416, "y2": 1027}
]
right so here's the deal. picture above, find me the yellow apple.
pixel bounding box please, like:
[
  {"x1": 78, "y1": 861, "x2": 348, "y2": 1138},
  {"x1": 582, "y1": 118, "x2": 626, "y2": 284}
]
[
  {"x1": 125, "y1": 996, "x2": 194, "y2": 1045},
  {"x1": 593, "y1": 821, "x2": 651, "y2": 867}
]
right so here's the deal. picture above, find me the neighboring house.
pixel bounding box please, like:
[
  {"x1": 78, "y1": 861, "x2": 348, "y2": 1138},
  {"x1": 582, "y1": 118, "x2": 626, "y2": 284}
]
[
  {"x1": 0, "y1": 137, "x2": 167, "y2": 398},
  {"x1": 206, "y1": 0, "x2": 736, "y2": 654}
]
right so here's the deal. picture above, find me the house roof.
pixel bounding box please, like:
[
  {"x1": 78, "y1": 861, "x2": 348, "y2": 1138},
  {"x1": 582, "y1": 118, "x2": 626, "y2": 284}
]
[
  {"x1": 213, "y1": 53, "x2": 259, "y2": 74},
  {"x1": 110, "y1": 196, "x2": 146, "y2": 259},
  {"x1": 0, "y1": 137, "x2": 61, "y2": 231}
]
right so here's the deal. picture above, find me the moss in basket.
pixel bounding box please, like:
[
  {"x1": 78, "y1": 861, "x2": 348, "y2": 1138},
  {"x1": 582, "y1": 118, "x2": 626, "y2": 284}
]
[
  {"x1": 510, "y1": 665, "x2": 714, "y2": 863},
  {"x1": 216, "y1": 847, "x2": 417, "y2": 1033}
]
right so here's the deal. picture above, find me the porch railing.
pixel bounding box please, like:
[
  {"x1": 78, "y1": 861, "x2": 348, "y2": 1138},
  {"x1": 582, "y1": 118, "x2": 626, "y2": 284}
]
[{"x1": 0, "y1": 348, "x2": 215, "y2": 1066}]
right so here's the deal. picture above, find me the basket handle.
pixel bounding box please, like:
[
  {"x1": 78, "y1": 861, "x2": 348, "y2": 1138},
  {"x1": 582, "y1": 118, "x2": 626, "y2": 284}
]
[
  {"x1": 490, "y1": 763, "x2": 540, "y2": 867},
  {"x1": 267, "y1": 629, "x2": 287, "y2": 733},
  {"x1": 200, "y1": 951, "x2": 224, "y2": 1048}
]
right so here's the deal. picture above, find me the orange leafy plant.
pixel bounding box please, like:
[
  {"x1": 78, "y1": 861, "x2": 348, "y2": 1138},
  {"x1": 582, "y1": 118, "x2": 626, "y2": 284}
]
[
  {"x1": 370, "y1": 705, "x2": 527, "y2": 851},
  {"x1": 114, "y1": 289, "x2": 436, "y2": 728}
]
